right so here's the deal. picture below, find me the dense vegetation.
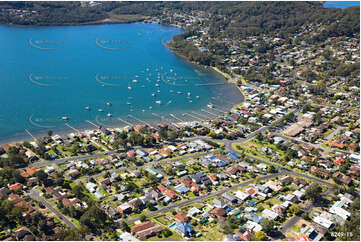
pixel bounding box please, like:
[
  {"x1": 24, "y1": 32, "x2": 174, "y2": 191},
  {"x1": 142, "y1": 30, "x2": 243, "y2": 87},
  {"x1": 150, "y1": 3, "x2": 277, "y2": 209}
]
[{"x1": 167, "y1": 1, "x2": 359, "y2": 66}]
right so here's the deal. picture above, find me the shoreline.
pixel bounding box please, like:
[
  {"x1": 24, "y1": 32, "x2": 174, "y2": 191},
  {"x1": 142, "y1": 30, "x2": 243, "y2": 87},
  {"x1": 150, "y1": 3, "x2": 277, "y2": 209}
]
[
  {"x1": 0, "y1": 15, "x2": 149, "y2": 28},
  {"x1": 0, "y1": 20, "x2": 245, "y2": 147}
]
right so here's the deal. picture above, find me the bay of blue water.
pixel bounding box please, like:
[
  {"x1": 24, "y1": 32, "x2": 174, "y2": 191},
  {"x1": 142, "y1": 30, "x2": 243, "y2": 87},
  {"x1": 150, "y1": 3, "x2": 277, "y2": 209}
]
[
  {"x1": 324, "y1": 1, "x2": 360, "y2": 8},
  {"x1": 0, "y1": 22, "x2": 242, "y2": 144}
]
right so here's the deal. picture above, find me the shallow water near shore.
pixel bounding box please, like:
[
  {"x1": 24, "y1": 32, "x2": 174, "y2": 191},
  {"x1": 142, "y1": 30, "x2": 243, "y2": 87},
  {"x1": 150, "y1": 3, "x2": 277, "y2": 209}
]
[{"x1": 0, "y1": 22, "x2": 243, "y2": 144}]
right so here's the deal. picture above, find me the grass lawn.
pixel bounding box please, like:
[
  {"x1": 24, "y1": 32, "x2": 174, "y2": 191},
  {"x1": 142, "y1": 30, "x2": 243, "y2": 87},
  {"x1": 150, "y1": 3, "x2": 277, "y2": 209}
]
[
  {"x1": 153, "y1": 214, "x2": 173, "y2": 226},
  {"x1": 179, "y1": 202, "x2": 204, "y2": 212},
  {"x1": 284, "y1": 231, "x2": 298, "y2": 239},
  {"x1": 262, "y1": 197, "x2": 282, "y2": 210},
  {"x1": 99, "y1": 188, "x2": 109, "y2": 196},
  {"x1": 290, "y1": 218, "x2": 310, "y2": 233},
  {"x1": 146, "y1": 229, "x2": 183, "y2": 241},
  {"x1": 194, "y1": 222, "x2": 225, "y2": 241},
  {"x1": 124, "y1": 210, "x2": 148, "y2": 222},
  {"x1": 212, "y1": 66, "x2": 231, "y2": 80},
  {"x1": 69, "y1": 217, "x2": 82, "y2": 229}
]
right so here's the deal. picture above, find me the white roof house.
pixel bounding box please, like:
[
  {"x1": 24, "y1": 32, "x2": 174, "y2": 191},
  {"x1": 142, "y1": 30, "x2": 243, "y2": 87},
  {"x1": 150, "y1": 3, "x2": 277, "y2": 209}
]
[
  {"x1": 168, "y1": 145, "x2": 178, "y2": 152},
  {"x1": 313, "y1": 216, "x2": 333, "y2": 229},
  {"x1": 44, "y1": 166, "x2": 55, "y2": 174},
  {"x1": 261, "y1": 209, "x2": 279, "y2": 220},
  {"x1": 188, "y1": 207, "x2": 201, "y2": 217},
  {"x1": 293, "y1": 190, "x2": 305, "y2": 199},
  {"x1": 245, "y1": 221, "x2": 262, "y2": 232},
  {"x1": 235, "y1": 191, "x2": 250, "y2": 201},
  {"x1": 329, "y1": 206, "x2": 350, "y2": 220},
  {"x1": 86, "y1": 182, "x2": 97, "y2": 193}
]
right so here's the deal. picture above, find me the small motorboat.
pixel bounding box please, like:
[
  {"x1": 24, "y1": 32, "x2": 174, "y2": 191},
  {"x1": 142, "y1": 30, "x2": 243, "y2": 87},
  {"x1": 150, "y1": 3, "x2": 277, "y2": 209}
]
[
  {"x1": 187, "y1": 92, "x2": 191, "y2": 96},
  {"x1": 155, "y1": 83, "x2": 160, "y2": 87},
  {"x1": 152, "y1": 93, "x2": 156, "y2": 97},
  {"x1": 132, "y1": 79, "x2": 138, "y2": 83},
  {"x1": 155, "y1": 100, "x2": 162, "y2": 105},
  {"x1": 98, "y1": 109, "x2": 104, "y2": 112},
  {"x1": 85, "y1": 106, "x2": 91, "y2": 110},
  {"x1": 207, "y1": 104, "x2": 214, "y2": 108},
  {"x1": 106, "y1": 102, "x2": 112, "y2": 107},
  {"x1": 196, "y1": 96, "x2": 200, "y2": 99},
  {"x1": 61, "y1": 116, "x2": 69, "y2": 121},
  {"x1": 128, "y1": 86, "x2": 132, "y2": 90},
  {"x1": 107, "y1": 113, "x2": 112, "y2": 117},
  {"x1": 149, "y1": 106, "x2": 153, "y2": 110},
  {"x1": 126, "y1": 102, "x2": 131, "y2": 105}
]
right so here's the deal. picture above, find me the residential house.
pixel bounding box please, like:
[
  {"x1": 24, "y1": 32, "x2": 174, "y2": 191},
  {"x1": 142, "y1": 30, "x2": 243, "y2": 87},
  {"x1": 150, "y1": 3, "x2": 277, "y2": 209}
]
[
  {"x1": 213, "y1": 198, "x2": 227, "y2": 208},
  {"x1": 262, "y1": 209, "x2": 279, "y2": 220},
  {"x1": 209, "y1": 207, "x2": 227, "y2": 218},
  {"x1": 235, "y1": 191, "x2": 250, "y2": 201},
  {"x1": 128, "y1": 198, "x2": 144, "y2": 210},
  {"x1": 222, "y1": 193, "x2": 238, "y2": 204},
  {"x1": 176, "y1": 222, "x2": 196, "y2": 238}
]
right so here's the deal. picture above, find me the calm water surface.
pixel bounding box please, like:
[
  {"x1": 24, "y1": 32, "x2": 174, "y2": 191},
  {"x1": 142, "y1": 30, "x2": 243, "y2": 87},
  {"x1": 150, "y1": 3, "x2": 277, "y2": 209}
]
[
  {"x1": 324, "y1": 1, "x2": 360, "y2": 8},
  {"x1": 0, "y1": 22, "x2": 243, "y2": 144}
]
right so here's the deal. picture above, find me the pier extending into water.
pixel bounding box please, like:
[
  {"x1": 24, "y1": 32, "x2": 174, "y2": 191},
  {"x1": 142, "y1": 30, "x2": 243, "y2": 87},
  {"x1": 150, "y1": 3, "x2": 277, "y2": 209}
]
[
  {"x1": 191, "y1": 111, "x2": 210, "y2": 120},
  {"x1": 25, "y1": 129, "x2": 37, "y2": 140},
  {"x1": 202, "y1": 109, "x2": 220, "y2": 117},
  {"x1": 183, "y1": 113, "x2": 203, "y2": 121},
  {"x1": 65, "y1": 123, "x2": 80, "y2": 133},
  {"x1": 169, "y1": 114, "x2": 186, "y2": 123},
  {"x1": 117, "y1": 118, "x2": 134, "y2": 126},
  {"x1": 127, "y1": 114, "x2": 156, "y2": 129},
  {"x1": 86, "y1": 120, "x2": 99, "y2": 129}
]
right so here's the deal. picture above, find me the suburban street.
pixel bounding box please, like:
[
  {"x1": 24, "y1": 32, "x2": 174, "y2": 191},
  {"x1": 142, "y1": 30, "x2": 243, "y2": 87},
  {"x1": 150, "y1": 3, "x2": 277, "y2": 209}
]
[
  {"x1": 126, "y1": 171, "x2": 287, "y2": 224},
  {"x1": 28, "y1": 188, "x2": 78, "y2": 230},
  {"x1": 77, "y1": 150, "x2": 221, "y2": 183},
  {"x1": 280, "y1": 187, "x2": 335, "y2": 234},
  {"x1": 23, "y1": 104, "x2": 337, "y2": 231}
]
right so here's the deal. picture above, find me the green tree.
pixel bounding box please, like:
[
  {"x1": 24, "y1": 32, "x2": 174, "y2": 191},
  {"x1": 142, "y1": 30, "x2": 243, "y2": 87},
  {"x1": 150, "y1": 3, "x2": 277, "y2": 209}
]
[
  {"x1": 289, "y1": 204, "x2": 301, "y2": 215},
  {"x1": 252, "y1": 231, "x2": 267, "y2": 241},
  {"x1": 305, "y1": 183, "x2": 322, "y2": 203},
  {"x1": 261, "y1": 220, "x2": 275, "y2": 235}
]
